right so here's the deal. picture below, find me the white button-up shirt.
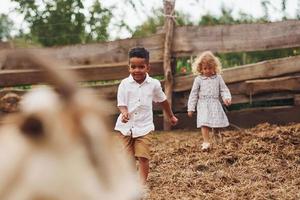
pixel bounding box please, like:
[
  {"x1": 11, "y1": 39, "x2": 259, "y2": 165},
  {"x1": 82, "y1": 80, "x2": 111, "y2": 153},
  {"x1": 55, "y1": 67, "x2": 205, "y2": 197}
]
[{"x1": 114, "y1": 74, "x2": 166, "y2": 137}]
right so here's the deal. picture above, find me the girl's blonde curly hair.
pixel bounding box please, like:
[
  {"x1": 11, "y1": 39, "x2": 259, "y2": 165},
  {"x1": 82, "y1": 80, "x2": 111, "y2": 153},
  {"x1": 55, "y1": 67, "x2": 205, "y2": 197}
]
[{"x1": 192, "y1": 51, "x2": 222, "y2": 75}]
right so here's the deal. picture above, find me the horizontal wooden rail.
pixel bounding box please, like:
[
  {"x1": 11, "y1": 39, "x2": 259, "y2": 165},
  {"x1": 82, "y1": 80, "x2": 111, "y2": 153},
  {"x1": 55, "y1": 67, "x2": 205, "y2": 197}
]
[
  {"x1": 245, "y1": 75, "x2": 300, "y2": 95},
  {"x1": 0, "y1": 34, "x2": 165, "y2": 67},
  {"x1": 2, "y1": 21, "x2": 299, "y2": 68},
  {"x1": 174, "y1": 55, "x2": 300, "y2": 92},
  {"x1": 173, "y1": 20, "x2": 300, "y2": 57},
  {"x1": 172, "y1": 91, "x2": 296, "y2": 113},
  {"x1": 154, "y1": 106, "x2": 300, "y2": 130},
  {"x1": 0, "y1": 60, "x2": 163, "y2": 87}
]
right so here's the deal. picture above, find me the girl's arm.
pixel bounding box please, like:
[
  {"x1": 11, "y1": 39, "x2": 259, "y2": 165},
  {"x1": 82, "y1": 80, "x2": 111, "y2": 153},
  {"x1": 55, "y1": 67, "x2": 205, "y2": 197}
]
[
  {"x1": 187, "y1": 77, "x2": 200, "y2": 113},
  {"x1": 219, "y1": 75, "x2": 232, "y2": 106}
]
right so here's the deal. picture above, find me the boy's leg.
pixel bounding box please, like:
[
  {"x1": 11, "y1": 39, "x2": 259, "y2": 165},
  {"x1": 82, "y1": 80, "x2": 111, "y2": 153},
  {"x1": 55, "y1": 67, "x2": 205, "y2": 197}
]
[
  {"x1": 138, "y1": 157, "x2": 149, "y2": 185},
  {"x1": 134, "y1": 134, "x2": 152, "y2": 184},
  {"x1": 117, "y1": 133, "x2": 135, "y2": 157}
]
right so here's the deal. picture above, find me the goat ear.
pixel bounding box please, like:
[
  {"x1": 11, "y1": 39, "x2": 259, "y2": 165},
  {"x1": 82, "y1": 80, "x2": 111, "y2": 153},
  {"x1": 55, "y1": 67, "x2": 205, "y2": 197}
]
[{"x1": 20, "y1": 115, "x2": 45, "y2": 139}]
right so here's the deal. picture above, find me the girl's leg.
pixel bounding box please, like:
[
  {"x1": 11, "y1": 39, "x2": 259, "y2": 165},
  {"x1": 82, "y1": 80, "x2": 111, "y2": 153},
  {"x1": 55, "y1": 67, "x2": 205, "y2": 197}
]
[
  {"x1": 138, "y1": 157, "x2": 149, "y2": 185},
  {"x1": 201, "y1": 126, "x2": 210, "y2": 144}
]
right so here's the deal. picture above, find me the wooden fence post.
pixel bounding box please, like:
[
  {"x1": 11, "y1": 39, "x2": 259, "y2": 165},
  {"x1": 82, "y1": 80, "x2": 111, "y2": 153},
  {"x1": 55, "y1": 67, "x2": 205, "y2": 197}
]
[{"x1": 163, "y1": 0, "x2": 176, "y2": 131}]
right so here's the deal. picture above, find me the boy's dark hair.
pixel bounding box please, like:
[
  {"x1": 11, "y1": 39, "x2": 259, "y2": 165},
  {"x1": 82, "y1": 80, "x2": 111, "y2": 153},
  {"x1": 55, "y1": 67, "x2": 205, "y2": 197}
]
[{"x1": 128, "y1": 47, "x2": 149, "y2": 63}]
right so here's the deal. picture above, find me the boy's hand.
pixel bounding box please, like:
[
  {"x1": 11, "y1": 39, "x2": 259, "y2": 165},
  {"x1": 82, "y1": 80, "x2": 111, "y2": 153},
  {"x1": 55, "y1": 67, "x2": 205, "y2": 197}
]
[
  {"x1": 223, "y1": 99, "x2": 232, "y2": 106},
  {"x1": 188, "y1": 111, "x2": 193, "y2": 118},
  {"x1": 169, "y1": 115, "x2": 178, "y2": 126},
  {"x1": 121, "y1": 112, "x2": 129, "y2": 123}
]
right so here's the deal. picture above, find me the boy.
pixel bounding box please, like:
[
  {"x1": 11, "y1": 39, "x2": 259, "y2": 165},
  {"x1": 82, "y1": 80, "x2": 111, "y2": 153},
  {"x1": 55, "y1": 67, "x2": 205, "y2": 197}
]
[{"x1": 115, "y1": 47, "x2": 178, "y2": 185}]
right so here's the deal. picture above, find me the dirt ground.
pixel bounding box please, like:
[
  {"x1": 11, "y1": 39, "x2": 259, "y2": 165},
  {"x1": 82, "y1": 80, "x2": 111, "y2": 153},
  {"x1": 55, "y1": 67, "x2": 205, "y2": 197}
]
[{"x1": 147, "y1": 123, "x2": 300, "y2": 200}]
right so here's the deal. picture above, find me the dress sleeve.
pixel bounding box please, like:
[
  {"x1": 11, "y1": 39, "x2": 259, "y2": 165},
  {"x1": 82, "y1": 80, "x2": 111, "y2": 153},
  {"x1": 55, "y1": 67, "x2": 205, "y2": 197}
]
[
  {"x1": 187, "y1": 77, "x2": 200, "y2": 112},
  {"x1": 117, "y1": 81, "x2": 127, "y2": 106},
  {"x1": 219, "y1": 75, "x2": 231, "y2": 100}
]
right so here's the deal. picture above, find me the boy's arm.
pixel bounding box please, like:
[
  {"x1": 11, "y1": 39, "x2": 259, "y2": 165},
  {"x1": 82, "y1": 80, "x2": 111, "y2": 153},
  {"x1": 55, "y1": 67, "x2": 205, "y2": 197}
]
[
  {"x1": 117, "y1": 81, "x2": 129, "y2": 123},
  {"x1": 159, "y1": 100, "x2": 178, "y2": 126},
  {"x1": 118, "y1": 106, "x2": 129, "y2": 123},
  {"x1": 152, "y1": 79, "x2": 177, "y2": 125}
]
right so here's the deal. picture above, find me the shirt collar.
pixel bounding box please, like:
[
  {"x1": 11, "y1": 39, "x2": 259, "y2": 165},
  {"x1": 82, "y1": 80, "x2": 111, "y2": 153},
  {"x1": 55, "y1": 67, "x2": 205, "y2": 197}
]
[
  {"x1": 128, "y1": 73, "x2": 151, "y2": 84},
  {"x1": 199, "y1": 75, "x2": 217, "y2": 80}
]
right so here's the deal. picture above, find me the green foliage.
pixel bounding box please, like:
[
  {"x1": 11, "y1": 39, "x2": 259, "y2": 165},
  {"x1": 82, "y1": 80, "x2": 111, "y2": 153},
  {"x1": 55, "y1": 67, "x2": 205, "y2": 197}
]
[
  {"x1": 12, "y1": 0, "x2": 112, "y2": 46},
  {"x1": 176, "y1": 58, "x2": 192, "y2": 75},
  {"x1": 132, "y1": 8, "x2": 193, "y2": 38},
  {"x1": 199, "y1": 6, "x2": 267, "y2": 26},
  {"x1": 261, "y1": 0, "x2": 291, "y2": 20},
  {"x1": 85, "y1": 1, "x2": 112, "y2": 43},
  {"x1": 0, "y1": 14, "x2": 13, "y2": 40},
  {"x1": 9, "y1": 36, "x2": 42, "y2": 48},
  {"x1": 261, "y1": 0, "x2": 271, "y2": 20},
  {"x1": 297, "y1": 0, "x2": 300, "y2": 19},
  {"x1": 131, "y1": 9, "x2": 164, "y2": 38}
]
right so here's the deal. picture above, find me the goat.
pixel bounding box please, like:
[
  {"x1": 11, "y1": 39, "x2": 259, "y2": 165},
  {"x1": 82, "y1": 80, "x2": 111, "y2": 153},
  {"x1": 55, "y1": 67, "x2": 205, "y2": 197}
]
[{"x1": 0, "y1": 51, "x2": 141, "y2": 200}]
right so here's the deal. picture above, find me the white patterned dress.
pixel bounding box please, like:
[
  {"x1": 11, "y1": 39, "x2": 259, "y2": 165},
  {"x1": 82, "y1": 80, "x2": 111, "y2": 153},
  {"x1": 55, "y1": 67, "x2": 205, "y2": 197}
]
[{"x1": 187, "y1": 75, "x2": 231, "y2": 128}]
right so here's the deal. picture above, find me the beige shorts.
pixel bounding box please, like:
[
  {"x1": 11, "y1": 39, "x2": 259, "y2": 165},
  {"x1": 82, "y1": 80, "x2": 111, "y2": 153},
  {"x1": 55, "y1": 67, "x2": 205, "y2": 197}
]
[{"x1": 118, "y1": 132, "x2": 152, "y2": 160}]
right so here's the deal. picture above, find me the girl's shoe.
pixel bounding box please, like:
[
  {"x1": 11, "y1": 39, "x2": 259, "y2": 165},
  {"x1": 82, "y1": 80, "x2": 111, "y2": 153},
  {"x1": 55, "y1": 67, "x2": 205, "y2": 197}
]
[{"x1": 201, "y1": 142, "x2": 211, "y2": 151}]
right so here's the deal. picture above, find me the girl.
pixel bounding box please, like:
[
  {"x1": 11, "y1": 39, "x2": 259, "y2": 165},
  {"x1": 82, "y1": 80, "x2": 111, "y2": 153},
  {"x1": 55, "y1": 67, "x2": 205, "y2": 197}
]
[{"x1": 187, "y1": 51, "x2": 231, "y2": 150}]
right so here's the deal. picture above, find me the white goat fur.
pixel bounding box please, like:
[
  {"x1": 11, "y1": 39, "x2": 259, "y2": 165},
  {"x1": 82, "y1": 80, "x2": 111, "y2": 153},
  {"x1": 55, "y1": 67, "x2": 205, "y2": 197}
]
[{"x1": 0, "y1": 52, "x2": 141, "y2": 200}]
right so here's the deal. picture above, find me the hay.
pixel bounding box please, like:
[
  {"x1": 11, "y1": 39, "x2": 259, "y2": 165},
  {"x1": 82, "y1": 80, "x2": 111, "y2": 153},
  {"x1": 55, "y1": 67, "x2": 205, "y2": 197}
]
[{"x1": 147, "y1": 123, "x2": 300, "y2": 199}]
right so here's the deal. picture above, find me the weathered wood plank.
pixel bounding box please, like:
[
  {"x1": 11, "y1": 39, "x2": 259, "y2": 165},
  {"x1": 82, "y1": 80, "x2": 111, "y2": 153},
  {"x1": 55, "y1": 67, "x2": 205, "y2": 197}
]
[
  {"x1": 0, "y1": 34, "x2": 165, "y2": 68},
  {"x1": 173, "y1": 74, "x2": 194, "y2": 92},
  {"x1": 294, "y1": 94, "x2": 300, "y2": 105},
  {"x1": 226, "y1": 106, "x2": 300, "y2": 128},
  {"x1": 231, "y1": 93, "x2": 295, "y2": 105},
  {"x1": 172, "y1": 90, "x2": 296, "y2": 113},
  {"x1": 0, "y1": 61, "x2": 163, "y2": 87},
  {"x1": 0, "y1": 42, "x2": 12, "y2": 49},
  {"x1": 245, "y1": 76, "x2": 300, "y2": 95},
  {"x1": 228, "y1": 73, "x2": 300, "y2": 95},
  {"x1": 173, "y1": 20, "x2": 300, "y2": 56},
  {"x1": 174, "y1": 55, "x2": 300, "y2": 92},
  {"x1": 89, "y1": 84, "x2": 119, "y2": 100},
  {"x1": 154, "y1": 106, "x2": 300, "y2": 130},
  {"x1": 227, "y1": 81, "x2": 247, "y2": 95},
  {"x1": 2, "y1": 20, "x2": 299, "y2": 68},
  {"x1": 223, "y1": 56, "x2": 300, "y2": 84},
  {"x1": 0, "y1": 86, "x2": 164, "y2": 115}
]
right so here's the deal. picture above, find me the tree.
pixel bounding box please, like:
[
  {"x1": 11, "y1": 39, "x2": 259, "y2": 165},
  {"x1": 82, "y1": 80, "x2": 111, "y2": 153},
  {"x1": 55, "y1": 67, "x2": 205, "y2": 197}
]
[
  {"x1": 132, "y1": 8, "x2": 193, "y2": 38},
  {"x1": 12, "y1": 0, "x2": 112, "y2": 46},
  {"x1": 195, "y1": 4, "x2": 299, "y2": 70},
  {"x1": 199, "y1": 6, "x2": 267, "y2": 26},
  {"x1": 297, "y1": 0, "x2": 300, "y2": 19},
  {"x1": 0, "y1": 14, "x2": 13, "y2": 41},
  {"x1": 85, "y1": 1, "x2": 112, "y2": 43}
]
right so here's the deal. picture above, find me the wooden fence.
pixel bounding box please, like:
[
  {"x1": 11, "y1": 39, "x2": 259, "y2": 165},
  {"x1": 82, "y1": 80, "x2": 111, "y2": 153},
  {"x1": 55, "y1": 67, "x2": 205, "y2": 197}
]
[{"x1": 0, "y1": 19, "x2": 300, "y2": 129}]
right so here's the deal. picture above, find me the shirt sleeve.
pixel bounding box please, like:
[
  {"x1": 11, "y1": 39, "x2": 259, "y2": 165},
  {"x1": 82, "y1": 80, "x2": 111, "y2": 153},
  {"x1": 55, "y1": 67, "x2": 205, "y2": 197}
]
[
  {"x1": 219, "y1": 75, "x2": 231, "y2": 100},
  {"x1": 153, "y1": 80, "x2": 167, "y2": 103},
  {"x1": 187, "y1": 77, "x2": 200, "y2": 112},
  {"x1": 117, "y1": 80, "x2": 127, "y2": 106}
]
